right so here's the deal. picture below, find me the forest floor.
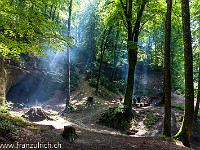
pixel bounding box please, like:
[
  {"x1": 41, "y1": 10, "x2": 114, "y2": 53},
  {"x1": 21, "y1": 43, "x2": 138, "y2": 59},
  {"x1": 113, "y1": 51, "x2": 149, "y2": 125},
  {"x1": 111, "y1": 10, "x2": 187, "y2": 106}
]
[{"x1": 4, "y1": 75, "x2": 199, "y2": 150}]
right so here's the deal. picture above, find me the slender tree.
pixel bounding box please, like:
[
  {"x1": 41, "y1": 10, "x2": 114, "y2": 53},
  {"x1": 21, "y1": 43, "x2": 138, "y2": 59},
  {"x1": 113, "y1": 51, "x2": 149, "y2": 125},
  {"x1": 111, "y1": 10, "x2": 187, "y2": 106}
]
[
  {"x1": 163, "y1": 0, "x2": 172, "y2": 137},
  {"x1": 65, "y1": 0, "x2": 73, "y2": 110},
  {"x1": 96, "y1": 27, "x2": 112, "y2": 91},
  {"x1": 174, "y1": 0, "x2": 194, "y2": 147}
]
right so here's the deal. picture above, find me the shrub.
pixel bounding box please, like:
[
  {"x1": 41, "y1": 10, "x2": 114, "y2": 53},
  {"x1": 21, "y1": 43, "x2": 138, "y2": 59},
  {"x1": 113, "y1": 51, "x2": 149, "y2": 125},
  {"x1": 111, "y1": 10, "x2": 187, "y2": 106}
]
[
  {"x1": 172, "y1": 103, "x2": 184, "y2": 110},
  {"x1": 144, "y1": 113, "x2": 158, "y2": 128},
  {"x1": 70, "y1": 72, "x2": 80, "y2": 92},
  {"x1": 0, "y1": 120, "x2": 19, "y2": 136},
  {"x1": 98, "y1": 104, "x2": 134, "y2": 129},
  {"x1": 89, "y1": 78, "x2": 97, "y2": 87},
  {"x1": 0, "y1": 101, "x2": 13, "y2": 113},
  {"x1": 193, "y1": 118, "x2": 200, "y2": 133}
]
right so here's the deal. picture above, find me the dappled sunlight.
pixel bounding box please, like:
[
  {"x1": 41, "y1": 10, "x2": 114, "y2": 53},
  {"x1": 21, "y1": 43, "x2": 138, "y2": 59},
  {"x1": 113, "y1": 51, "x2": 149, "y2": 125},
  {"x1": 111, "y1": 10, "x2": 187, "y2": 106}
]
[{"x1": 34, "y1": 116, "x2": 72, "y2": 129}]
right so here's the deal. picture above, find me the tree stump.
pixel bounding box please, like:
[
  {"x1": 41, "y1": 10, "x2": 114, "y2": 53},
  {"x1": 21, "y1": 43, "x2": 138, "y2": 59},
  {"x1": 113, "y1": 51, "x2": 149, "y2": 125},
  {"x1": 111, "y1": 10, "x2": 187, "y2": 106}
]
[
  {"x1": 62, "y1": 126, "x2": 78, "y2": 142},
  {"x1": 22, "y1": 107, "x2": 53, "y2": 122},
  {"x1": 86, "y1": 97, "x2": 94, "y2": 105}
]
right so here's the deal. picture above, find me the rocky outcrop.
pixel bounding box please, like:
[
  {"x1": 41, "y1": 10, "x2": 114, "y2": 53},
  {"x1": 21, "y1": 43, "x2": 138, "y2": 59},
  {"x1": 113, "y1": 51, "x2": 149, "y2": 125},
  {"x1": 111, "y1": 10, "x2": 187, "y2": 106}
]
[
  {"x1": 0, "y1": 59, "x2": 28, "y2": 103},
  {"x1": 0, "y1": 60, "x2": 6, "y2": 104}
]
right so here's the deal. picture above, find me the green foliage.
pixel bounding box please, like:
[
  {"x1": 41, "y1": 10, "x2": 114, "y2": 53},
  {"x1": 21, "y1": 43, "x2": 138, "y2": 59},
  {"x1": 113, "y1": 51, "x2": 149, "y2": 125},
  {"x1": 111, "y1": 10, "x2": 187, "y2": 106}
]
[
  {"x1": 64, "y1": 103, "x2": 78, "y2": 114},
  {"x1": 144, "y1": 113, "x2": 158, "y2": 128},
  {"x1": 193, "y1": 118, "x2": 200, "y2": 133},
  {"x1": 114, "y1": 104, "x2": 128, "y2": 113},
  {"x1": 0, "y1": 120, "x2": 19, "y2": 136},
  {"x1": 89, "y1": 78, "x2": 97, "y2": 88},
  {"x1": 0, "y1": 101, "x2": 13, "y2": 113},
  {"x1": 89, "y1": 76, "x2": 121, "y2": 94},
  {"x1": 98, "y1": 105, "x2": 134, "y2": 129},
  {"x1": 70, "y1": 72, "x2": 80, "y2": 92},
  {"x1": 0, "y1": 0, "x2": 74, "y2": 58},
  {"x1": 171, "y1": 103, "x2": 185, "y2": 110}
]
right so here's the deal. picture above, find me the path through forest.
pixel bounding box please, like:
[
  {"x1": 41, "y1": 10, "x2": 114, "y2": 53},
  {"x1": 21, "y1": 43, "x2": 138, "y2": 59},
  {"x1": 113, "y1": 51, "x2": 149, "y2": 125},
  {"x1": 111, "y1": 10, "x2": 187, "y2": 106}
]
[{"x1": 9, "y1": 75, "x2": 198, "y2": 149}]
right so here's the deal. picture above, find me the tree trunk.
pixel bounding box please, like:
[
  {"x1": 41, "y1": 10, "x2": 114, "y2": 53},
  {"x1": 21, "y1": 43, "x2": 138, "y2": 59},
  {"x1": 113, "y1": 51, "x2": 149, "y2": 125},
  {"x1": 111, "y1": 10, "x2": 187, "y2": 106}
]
[
  {"x1": 194, "y1": 68, "x2": 200, "y2": 121},
  {"x1": 96, "y1": 27, "x2": 112, "y2": 91},
  {"x1": 62, "y1": 126, "x2": 78, "y2": 142},
  {"x1": 163, "y1": 0, "x2": 172, "y2": 137},
  {"x1": 56, "y1": 12, "x2": 59, "y2": 24},
  {"x1": 123, "y1": 0, "x2": 147, "y2": 118},
  {"x1": 52, "y1": 6, "x2": 57, "y2": 21},
  {"x1": 174, "y1": 0, "x2": 194, "y2": 147},
  {"x1": 111, "y1": 27, "x2": 120, "y2": 81},
  {"x1": 65, "y1": 0, "x2": 72, "y2": 110},
  {"x1": 49, "y1": 4, "x2": 53, "y2": 20}
]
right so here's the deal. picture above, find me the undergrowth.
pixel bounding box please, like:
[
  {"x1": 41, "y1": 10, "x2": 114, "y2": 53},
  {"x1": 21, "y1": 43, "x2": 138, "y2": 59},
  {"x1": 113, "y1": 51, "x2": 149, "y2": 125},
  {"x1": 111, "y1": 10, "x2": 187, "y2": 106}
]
[
  {"x1": 89, "y1": 76, "x2": 123, "y2": 94},
  {"x1": 144, "y1": 113, "x2": 158, "y2": 128},
  {"x1": 97, "y1": 104, "x2": 134, "y2": 129},
  {"x1": 171, "y1": 103, "x2": 184, "y2": 110}
]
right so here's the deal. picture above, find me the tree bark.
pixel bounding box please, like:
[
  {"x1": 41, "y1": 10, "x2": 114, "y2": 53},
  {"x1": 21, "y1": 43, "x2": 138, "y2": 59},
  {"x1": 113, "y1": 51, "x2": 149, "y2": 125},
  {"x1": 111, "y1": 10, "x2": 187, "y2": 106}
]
[
  {"x1": 123, "y1": 0, "x2": 147, "y2": 118},
  {"x1": 52, "y1": 6, "x2": 57, "y2": 21},
  {"x1": 174, "y1": 0, "x2": 194, "y2": 147},
  {"x1": 96, "y1": 27, "x2": 112, "y2": 91},
  {"x1": 65, "y1": 0, "x2": 72, "y2": 110},
  {"x1": 194, "y1": 68, "x2": 200, "y2": 121},
  {"x1": 163, "y1": 0, "x2": 172, "y2": 137},
  {"x1": 49, "y1": 4, "x2": 53, "y2": 20}
]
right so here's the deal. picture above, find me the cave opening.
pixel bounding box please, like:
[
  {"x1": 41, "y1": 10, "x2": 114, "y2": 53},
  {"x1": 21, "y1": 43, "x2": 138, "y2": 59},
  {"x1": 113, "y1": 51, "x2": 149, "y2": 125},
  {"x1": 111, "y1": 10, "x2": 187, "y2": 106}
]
[{"x1": 6, "y1": 73, "x2": 53, "y2": 105}]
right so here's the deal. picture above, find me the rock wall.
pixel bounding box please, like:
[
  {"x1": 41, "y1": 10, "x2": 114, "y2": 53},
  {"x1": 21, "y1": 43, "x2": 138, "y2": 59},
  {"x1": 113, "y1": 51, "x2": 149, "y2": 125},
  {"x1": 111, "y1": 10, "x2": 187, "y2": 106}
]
[
  {"x1": 0, "y1": 60, "x2": 27, "y2": 103},
  {"x1": 0, "y1": 60, "x2": 6, "y2": 104}
]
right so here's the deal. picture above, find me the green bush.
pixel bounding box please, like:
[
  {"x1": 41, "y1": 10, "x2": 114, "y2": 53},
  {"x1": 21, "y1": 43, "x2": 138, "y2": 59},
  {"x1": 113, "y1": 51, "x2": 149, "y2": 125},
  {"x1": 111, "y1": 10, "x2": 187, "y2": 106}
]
[
  {"x1": 0, "y1": 101, "x2": 13, "y2": 113},
  {"x1": 193, "y1": 118, "x2": 200, "y2": 132},
  {"x1": 70, "y1": 72, "x2": 80, "y2": 92},
  {"x1": 89, "y1": 75, "x2": 122, "y2": 94},
  {"x1": 0, "y1": 120, "x2": 19, "y2": 136},
  {"x1": 98, "y1": 104, "x2": 134, "y2": 129},
  {"x1": 89, "y1": 78, "x2": 97, "y2": 87},
  {"x1": 172, "y1": 103, "x2": 184, "y2": 110},
  {"x1": 144, "y1": 113, "x2": 158, "y2": 128}
]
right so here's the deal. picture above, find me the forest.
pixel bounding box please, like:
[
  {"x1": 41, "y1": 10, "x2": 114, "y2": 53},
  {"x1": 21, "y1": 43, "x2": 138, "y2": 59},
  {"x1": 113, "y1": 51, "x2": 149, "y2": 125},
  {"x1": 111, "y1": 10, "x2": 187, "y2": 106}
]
[{"x1": 0, "y1": 0, "x2": 200, "y2": 149}]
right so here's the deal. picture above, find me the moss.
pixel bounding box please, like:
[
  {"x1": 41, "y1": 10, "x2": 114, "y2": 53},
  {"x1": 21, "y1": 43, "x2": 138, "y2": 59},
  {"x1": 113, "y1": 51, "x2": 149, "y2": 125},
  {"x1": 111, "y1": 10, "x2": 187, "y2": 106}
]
[
  {"x1": 172, "y1": 103, "x2": 185, "y2": 110},
  {"x1": 144, "y1": 113, "x2": 158, "y2": 128},
  {"x1": 0, "y1": 112, "x2": 33, "y2": 128},
  {"x1": 97, "y1": 105, "x2": 135, "y2": 129}
]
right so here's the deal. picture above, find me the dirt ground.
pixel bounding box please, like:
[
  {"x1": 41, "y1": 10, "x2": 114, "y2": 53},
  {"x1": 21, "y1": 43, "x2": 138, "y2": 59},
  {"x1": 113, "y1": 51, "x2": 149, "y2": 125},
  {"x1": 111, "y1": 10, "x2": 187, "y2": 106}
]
[{"x1": 4, "y1": 75, "x2": 199, "y2": 150}]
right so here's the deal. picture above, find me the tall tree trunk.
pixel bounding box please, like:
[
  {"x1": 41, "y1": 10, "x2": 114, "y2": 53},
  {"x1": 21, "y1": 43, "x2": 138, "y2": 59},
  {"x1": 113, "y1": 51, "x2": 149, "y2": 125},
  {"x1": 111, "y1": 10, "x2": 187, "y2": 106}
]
[
  {"x1": 65, "y1": 0, "x2": 72, "y2": 109},
  {"x1": 96, "y1": 27, "x2": 112, "y2": 91},
  {"x1": 123, "y1": 0, "x2": 147, "y2": 118},
  {"x1": 163, "y1": 0, "x2": 172, "y2": 137},
  {"x1": 111, "y1": 26, "x2": 120, "y2": 81},
  {"x1": 56, "y1": 12, "x2": 59, "y2": 24},
  {"x1": 52, "y1": 6, "x2": 57, "y2": 21},
  {"x1": 194, "y1": 68, "x2": 200, "y2": 121},
  {"x1": 49, "y1": 4, "x2": 53, "y2": 19},
  {"x1": 174, "y1": 0, "x2": 194, "y2": 147}
]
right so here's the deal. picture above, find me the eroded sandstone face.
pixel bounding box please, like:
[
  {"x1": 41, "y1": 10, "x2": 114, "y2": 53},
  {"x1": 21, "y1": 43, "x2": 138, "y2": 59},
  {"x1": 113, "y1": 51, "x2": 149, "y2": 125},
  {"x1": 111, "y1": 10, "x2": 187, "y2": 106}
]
[
  {"x1": 0, "y1": 59, "x2": 27, "y2": 103},
  {"x1": 0, "y1": 60, "x2": 6, "y2": 100}
]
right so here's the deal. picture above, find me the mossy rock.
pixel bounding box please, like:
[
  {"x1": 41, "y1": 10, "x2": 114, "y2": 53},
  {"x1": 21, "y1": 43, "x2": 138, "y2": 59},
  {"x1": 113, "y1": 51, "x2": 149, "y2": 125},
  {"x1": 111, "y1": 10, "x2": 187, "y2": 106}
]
[{"x1": 97, "y1": 107, "x2": 134, "y2": 129}]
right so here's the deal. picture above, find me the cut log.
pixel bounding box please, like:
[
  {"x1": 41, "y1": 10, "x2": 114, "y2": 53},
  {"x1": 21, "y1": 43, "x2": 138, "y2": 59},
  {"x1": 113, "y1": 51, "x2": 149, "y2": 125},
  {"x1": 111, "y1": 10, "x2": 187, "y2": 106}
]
[
  {"x1": 62, "y1": 126, "x2": 78, "y2": 142},
  {"x1": 22, "y1": 107, "x2": 53, "y2": 122}
]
